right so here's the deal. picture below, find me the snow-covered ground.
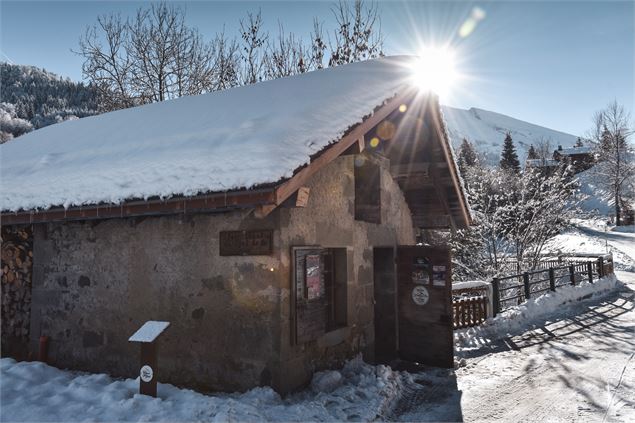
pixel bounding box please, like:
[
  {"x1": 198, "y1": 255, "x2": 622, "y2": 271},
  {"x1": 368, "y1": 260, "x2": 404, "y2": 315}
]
[
  {"x1": 2, "y1": 219, "x2": 633, "y2": 422},
  {"x1": 0, "y1": 356, "x2": 406, "y2": 422},
  {"x1": 446, "y1": 220, "x2": 635, "y2": 422},
  {"x1": 544, "y1": 218, "x2": 635, "y2": 271}
]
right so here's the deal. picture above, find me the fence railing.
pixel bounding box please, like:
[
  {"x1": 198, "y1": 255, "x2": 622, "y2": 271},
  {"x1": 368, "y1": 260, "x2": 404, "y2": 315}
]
[
  {"x1": 453, "y1": 295, "x2": 488, "y2": 329},
  {"x1": 491, "y1": 254, "x2": 613, "y2": 316}
]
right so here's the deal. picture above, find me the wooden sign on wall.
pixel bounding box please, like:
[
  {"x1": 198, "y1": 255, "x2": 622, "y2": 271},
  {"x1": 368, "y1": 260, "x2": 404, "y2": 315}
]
[{"x1": 219, "y1": 230, "x2": 273, "y2": 256}]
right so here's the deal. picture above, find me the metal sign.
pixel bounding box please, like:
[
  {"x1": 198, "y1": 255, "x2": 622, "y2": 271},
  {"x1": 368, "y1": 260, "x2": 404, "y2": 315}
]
[
  {"x1": 411, "y1": 286, "x2": 430, "y2": 305},
  {"x1": 219, "y1": 230, "x2": 273, "y2": 256},
  {"x1": 140, "y1": 365, "x2": 154, "y2": 382}
]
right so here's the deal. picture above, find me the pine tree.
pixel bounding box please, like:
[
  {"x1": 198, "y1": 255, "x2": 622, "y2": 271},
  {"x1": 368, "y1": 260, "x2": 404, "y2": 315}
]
[
  {"x1": 499, "y1": 133, "x2": 521, "y2": 173},
  {"x1": 527, "y1": 145, "x2": 538, "y2": 160},
  {"x1": 457, "y1": 138, "x2": 478, "y2": 177},
  {"x1": 459, "y1": 138, "x2": 477, "y2": 166}
]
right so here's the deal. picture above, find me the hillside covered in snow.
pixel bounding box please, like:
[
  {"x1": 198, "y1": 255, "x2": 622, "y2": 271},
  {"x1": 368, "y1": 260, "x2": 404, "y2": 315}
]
[
  {"x1": 0, "y1": 63, "x2": 100, "y2": 142},
  {"x1": 442, "y1": 106, "x2": 580, "y2": 164}
]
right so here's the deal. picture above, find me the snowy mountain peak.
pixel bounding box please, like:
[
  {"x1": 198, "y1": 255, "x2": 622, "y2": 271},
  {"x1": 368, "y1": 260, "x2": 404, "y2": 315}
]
[{"x1": 442, "y1": 106, "x2": 580, "y2": 164}]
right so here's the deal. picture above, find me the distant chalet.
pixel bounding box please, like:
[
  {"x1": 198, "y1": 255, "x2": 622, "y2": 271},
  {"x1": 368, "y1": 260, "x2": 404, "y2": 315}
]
[
  {"x1": 526, "y1": 145, "x2": 594, "y2": 174},
  {"x1": 0, "y1": 56, "x2": 470, "y2": 393}
]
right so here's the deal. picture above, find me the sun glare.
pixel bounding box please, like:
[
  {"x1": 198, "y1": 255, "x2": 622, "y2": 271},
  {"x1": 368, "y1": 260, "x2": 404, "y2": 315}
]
[{"x1": 410, "y1": 47, "x2": 459, "y2": 98}]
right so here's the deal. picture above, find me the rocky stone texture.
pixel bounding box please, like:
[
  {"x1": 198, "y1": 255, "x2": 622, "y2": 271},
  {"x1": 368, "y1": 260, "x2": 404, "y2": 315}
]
[{"x1": 20, "y1": 154, "x2": 415, "y2": 394}]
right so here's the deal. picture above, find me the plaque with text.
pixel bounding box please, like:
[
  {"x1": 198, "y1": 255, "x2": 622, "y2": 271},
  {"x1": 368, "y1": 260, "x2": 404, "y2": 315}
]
[{"x1": 219, "y1": 230, "x2": 273, "y2": 256}]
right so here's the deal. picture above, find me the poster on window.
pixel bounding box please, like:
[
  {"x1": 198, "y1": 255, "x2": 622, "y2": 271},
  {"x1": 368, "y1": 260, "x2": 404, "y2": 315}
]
[
  {"x1": 432, "y1": 265, "x2": 447, "y2": 286},
  {"x1": 411, "y1": 256, "x2": 430, "y2": 284},
  {"x1": 305, "y1": 254, "x2": 322, "y2": 300}
]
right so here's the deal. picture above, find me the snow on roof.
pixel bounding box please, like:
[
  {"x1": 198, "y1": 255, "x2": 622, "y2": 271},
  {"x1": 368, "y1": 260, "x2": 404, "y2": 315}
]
[
  {"x1": 557, "y1": 146, "x2": 592, "y2": 155},
  {"x1": 1, "y1": 56, "x2": 417, "y2": 212},
  {"x1": 128, "y1": 321, "x2": 170, "y2": 343},
  {"x1": 526, "y1": 158, "x2": 559, "y2": 167}
]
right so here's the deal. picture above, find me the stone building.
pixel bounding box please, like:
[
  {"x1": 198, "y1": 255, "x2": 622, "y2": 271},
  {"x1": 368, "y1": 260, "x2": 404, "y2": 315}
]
[{"x1": 1, "y1": 57, "x2": 470, "y2": 393}]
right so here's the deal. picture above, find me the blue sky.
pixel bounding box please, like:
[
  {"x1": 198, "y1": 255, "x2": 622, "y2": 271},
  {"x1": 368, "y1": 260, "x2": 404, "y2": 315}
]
[{"x1": 1, "y1": 0, "x2": 633, "y2": 136}]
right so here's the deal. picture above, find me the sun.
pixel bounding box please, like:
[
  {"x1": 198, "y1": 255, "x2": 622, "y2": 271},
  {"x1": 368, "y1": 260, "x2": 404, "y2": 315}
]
[{"x1": 409, "y1": 46, "x2": 459, "y2": 98}]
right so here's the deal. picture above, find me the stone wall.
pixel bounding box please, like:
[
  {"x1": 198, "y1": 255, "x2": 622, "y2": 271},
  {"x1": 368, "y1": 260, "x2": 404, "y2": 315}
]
[
  {"x1": 29, "y1": 211, "x2": 285, "y2": 392},
  {"x1": 24, "y1": 152, "x2": 415, "y2": 394},
  {"x1": 275, "y1": 154, "x2": 416, "y2": 392}
]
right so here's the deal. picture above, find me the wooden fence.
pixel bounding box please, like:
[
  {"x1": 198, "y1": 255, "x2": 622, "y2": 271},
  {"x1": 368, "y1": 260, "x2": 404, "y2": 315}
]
[
  {"x1": 491, "y1": 254, "x2": 613, "y2": 316},
  {"x1": 452, "y1": 254, "x2": 614, "y2": 328},
  {"x1": 453, "y1": 295, "x2": 487, "y2": 329}
]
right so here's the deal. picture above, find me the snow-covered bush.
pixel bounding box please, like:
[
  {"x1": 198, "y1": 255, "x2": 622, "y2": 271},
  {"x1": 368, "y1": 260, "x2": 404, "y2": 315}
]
[{"x1": 452, "y1": 163, "x2": 581, "y2": 280}]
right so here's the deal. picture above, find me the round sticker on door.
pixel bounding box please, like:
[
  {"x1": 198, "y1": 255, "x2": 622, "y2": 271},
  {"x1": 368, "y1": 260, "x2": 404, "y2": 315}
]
[
  {"x1": 411, "y1": 286, "x2": 429, "y2": 305},
  {"x1": 140, "y1": 365, "x2": 154, "y2": 382}
]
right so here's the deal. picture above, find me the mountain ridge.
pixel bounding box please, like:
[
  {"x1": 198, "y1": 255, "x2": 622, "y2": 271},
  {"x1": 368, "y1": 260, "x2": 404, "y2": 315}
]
[{"x1": 441, "y1": 105, "x2": 580, "y2": 164}]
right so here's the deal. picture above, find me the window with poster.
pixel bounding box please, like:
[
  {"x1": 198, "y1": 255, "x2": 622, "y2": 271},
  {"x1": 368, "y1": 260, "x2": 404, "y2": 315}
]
[{"x1": 292, "y1": 247, "x2": 348, "y2": 344}]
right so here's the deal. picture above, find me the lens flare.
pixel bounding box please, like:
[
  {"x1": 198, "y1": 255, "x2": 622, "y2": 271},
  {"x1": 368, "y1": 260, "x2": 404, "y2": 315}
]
[{"x1": 410, "y1": 46, "x2": 458, "y2": 98}]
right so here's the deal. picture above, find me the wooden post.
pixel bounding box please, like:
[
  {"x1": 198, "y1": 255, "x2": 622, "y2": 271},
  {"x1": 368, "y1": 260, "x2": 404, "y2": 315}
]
[
  {"x1": 587, "y1": 262, "x2": 594, "y2": 283},
  {"x1": 492, "y1": 278, "x2": 500, "y2": 317},
  {"x1": 523, "y1": 272, "x2": 531, "y2": 301},
  {"x1": 140, "y1": 343, "x2": 158, "y2": 397},
  {"x1": 128, "y1": 321, "x2": 170, "y2": 398},
  {"x1": 549, "y1": 268, "x2": 556, "y2": 292},
  {"x1": 569, "y1": 264, "x2": 576, "y2": 286},
  {"x1": 598, "y1": 257, "x2": 604, "y2": 278}
]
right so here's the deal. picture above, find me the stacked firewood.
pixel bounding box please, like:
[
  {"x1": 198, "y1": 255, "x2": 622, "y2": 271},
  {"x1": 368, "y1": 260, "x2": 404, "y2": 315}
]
[{"x1": 1, "y1": 226, "x2": 33, "y2": 340}]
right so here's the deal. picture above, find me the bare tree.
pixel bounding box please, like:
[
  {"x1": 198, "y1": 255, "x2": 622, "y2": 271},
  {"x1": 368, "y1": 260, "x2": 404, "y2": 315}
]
[
  {"x1": 309, "y1": 19, "x2": 327, "y2": 70},
  {"x1": 239, "y1": 10, "x2": 268, "y2": 85},
  {"x1": 534, "y1": 136, "x2": 554, "y2": 166},
  {"x1": 265, "y1": 23, "x2": 311, "y2": 79},
  {"x1": 587, "y1": 101, "x2": 635, "y2": 225},
  {"x1": 76, "y1": 13, "x2": 135, "y2": 109},
  {"x1": 128, "y1": 3, "x2": 215, "y2": 102},
  {"x1": 211, "y1": 30, "x2": 240, "y2": 91},
  {"x1": 76, "y1": 2, "x2": 217, "y2": 109},
  {"x1": 328, "y1": 0, "x2": 383, "y2": 67}
]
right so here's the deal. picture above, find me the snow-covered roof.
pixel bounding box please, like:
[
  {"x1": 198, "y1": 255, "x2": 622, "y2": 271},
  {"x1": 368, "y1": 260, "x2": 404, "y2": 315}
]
[
  {"x1": 1, "y1": 56, "x2": 418, "y2": 212},
  {"x1": 556, "y1": 146, "x2": 592, "y2": 155},
  {"x1": 526, "y1": 158, "x2": 559, "y2": 167},
  {"x1": 128, "y1": 321, "x2": 170, "y2": 343}
]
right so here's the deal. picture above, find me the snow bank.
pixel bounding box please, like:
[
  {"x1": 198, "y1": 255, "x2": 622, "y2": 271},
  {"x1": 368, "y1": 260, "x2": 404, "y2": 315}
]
[
  {"x1": 1, "y1": 56, "x2": 417, "y2": 212},
  {"x1": 0, "y1": 355, "x2": 404, "y2": 422},
  {"x1": 455, "y1": 274, "x2": 620, "y2": 351},
  {"x1": 452, "y1": 280, "x2": 489, "y2": 290}
]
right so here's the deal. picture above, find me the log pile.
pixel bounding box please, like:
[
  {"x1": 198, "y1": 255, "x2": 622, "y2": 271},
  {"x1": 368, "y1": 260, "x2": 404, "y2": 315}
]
[{"x1": 1, "y1": 226, "x2": 33, "y2": 341}]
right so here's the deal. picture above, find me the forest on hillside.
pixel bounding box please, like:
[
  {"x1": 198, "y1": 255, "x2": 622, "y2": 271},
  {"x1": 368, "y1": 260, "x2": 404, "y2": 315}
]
[{"x1": 0, "y1": 62, "x2": 101, "y2": 143}]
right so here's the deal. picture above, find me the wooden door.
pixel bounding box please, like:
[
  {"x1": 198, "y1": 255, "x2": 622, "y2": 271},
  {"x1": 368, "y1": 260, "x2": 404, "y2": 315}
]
[
  {"x1": 396, "y1": 246, "x2": 453, "y2": 368},
  {"x1": 373, "y1": 247, "x2": 398, "y2": 363}
]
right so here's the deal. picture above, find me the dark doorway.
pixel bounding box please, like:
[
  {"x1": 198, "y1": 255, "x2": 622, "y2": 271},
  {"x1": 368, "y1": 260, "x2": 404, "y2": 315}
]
[
  {"x1": 373, "y1": 247, "x2": 398, "y2": 363},
  {"x1": 396, "y1": 246, "x2": 453, "y2": 368}
]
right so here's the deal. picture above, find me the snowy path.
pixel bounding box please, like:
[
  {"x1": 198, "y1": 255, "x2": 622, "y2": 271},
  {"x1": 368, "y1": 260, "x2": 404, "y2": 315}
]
[
  {"x1": 399, "y1": 224, "x2": 635, "y2": 422},
  {"x1": 395, "y1": 272, "x2": 635, "y2": 422},
  {"x1": 456, "y1": 271, "x2": 634, "y2": 422}
]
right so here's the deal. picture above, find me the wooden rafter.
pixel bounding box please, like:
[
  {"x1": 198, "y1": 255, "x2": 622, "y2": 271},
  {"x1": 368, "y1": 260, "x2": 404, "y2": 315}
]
[
  {"x1": 256, "y1": 89, "x2": 417, "y2": 217},
  {"x1": 429, "y1": 98, "x2": 472, "y2": 227}
]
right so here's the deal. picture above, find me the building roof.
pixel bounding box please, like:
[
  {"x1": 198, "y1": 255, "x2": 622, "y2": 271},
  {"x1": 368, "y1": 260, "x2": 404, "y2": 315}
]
[
  {"x1": 1, "y1": 56, "x2": 471, "y2": 228},
  {"x1": 556, "y1": 146, "x2": 592, "y2": 155},
  {"x1": 526, "y1": 158, "x2": 559, "y2": 167},
  {"x1": 1, "y1": 57, "x2": 413, "y2": 212}
]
